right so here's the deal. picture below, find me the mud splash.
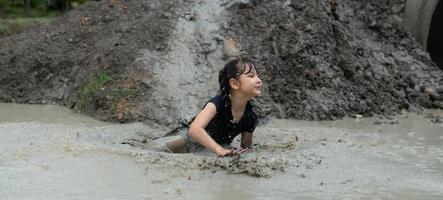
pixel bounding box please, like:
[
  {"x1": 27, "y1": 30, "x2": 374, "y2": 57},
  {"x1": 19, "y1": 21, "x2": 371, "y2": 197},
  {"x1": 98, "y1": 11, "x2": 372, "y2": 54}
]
[{"x1": 1, "y1": 103, "x2": 442, "y2": 199}]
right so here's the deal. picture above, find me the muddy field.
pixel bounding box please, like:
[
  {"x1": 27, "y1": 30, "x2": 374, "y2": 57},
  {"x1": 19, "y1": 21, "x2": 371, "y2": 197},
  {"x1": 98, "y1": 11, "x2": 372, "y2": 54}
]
[
  {"x1": 0, "y1": 104, "x2": 442, "y2": 199},
  {"x1": 1, "y1": 1, "x2": 443, "y2": 198}
]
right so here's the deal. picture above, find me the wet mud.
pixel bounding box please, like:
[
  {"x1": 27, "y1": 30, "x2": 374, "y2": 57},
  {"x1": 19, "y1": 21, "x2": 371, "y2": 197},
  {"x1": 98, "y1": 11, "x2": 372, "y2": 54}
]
[
  {"x1": 1, "y1": 104, "x2": 442, "y2": 199},
  {"x1": 1, "y1": 0, "x2": 442, "y2": 199}
]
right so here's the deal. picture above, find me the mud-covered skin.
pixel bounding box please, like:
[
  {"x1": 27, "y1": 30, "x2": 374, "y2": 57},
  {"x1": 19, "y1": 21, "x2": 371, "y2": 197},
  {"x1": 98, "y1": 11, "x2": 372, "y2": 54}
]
[{"x1": 1, "y1": 0, "x2": 442, "y2": 128}]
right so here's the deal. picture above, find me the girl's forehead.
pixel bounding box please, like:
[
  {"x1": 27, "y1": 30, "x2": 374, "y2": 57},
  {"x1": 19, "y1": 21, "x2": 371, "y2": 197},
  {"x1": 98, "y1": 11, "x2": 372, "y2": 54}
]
[{"x1": 239, "y1": 63, "x2": 256, "y2": 74}]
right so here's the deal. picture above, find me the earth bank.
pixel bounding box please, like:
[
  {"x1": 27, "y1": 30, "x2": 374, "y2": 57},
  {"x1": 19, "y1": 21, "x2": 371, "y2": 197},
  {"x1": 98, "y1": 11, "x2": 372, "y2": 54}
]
[{"x1": 0, "y1": 0, "x2": 442, "y2": 130}]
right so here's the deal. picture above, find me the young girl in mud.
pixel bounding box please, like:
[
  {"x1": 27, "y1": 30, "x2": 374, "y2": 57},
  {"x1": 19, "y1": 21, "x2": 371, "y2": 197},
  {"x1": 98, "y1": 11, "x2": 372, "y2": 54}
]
[{"x1": 165, "y1": 58, "x2": 262, "y2": 157}]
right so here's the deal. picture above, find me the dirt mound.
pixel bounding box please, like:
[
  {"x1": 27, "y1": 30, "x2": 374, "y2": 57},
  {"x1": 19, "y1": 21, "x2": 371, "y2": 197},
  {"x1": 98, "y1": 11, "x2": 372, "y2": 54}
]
[
  {"x1": 1, "y1": 0, "x2": 442, "y2": 129},
  {"x1": 225, "y1": 0, "x2": 443, "y2": 119},
  {"x1": 0, "y1": 0, "x2": 178, "y2": 126}
]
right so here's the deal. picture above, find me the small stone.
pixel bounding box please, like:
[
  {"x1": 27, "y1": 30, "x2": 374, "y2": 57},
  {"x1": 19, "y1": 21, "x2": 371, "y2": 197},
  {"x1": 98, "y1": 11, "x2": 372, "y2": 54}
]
[
  {"x1": 352, "y1": 114, "x2": 363, "y2": 119},
  {"x1": 392, "y1": 4, "x2": 403, "y2": 13},
  {"x1": 373, "y1": 121, "x2": 383, "y2": 125},
  {"x1": 369, "y1": 20, "x2": 378, "y2": 29},
  {"x1": 430, "y1": 93, "x2": 443, "y2": 101},
  {"x1": 290, "y1": 1, "x2": 306, "y2": 11},
  {"x1": 389, "y1": 120, "x2": 399, "y2": 124}
]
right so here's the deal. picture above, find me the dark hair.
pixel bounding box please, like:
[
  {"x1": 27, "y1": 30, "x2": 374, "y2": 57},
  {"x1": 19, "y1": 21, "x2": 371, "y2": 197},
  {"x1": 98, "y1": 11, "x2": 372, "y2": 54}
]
[{"x1": 218, "y1": 58, "x2": 258, "y2": 104}]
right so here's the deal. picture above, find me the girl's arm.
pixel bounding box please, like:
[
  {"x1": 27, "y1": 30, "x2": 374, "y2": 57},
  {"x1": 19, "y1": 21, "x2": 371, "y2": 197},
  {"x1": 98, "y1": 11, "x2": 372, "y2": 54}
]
[
  {"x1": 189, "y1": 103, "x2": 234, "y2": 156},
  {"x1": 241, "y1": 132, "x2": 253, "y2": 148}
]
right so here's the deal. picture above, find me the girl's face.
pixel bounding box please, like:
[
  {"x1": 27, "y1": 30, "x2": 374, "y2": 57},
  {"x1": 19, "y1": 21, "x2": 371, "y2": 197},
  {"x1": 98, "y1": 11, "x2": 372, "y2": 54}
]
[{"x1": 235, "y1": 64, "x2": 262, "y2": 98}]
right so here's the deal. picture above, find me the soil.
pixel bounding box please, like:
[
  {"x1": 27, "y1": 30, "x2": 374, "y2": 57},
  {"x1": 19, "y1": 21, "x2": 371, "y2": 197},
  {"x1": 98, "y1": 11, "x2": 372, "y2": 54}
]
[{"x1": 1, "y1": 0, "x2": 442, "y2": 131}]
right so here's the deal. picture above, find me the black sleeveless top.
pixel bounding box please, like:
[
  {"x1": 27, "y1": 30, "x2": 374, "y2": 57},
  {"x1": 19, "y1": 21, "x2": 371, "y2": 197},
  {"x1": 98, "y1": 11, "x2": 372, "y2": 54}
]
[{"x1": 203, "y1": 95, "x2": 258, "y2": 145}]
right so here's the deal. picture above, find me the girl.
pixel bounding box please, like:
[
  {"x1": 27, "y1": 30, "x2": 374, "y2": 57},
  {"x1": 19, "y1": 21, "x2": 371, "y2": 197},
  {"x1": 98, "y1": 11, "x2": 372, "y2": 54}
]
[{"x1": 166, "y1": 58, "x2": 263, "y2": 157}]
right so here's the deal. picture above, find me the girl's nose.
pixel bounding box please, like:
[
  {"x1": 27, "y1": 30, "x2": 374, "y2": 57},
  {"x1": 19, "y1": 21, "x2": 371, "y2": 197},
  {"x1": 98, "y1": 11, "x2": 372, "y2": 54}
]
[{"x1": 256, "y1": 77, "x2": 262, "y2": 85}]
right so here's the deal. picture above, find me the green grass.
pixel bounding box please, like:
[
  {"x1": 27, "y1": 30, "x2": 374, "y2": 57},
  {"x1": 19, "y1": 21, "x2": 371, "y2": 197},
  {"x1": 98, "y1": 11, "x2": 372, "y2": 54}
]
[
  {"x1": 0, "y1": 24, "x2": 8, "y2": 35},
  {"x1": 0, "y1": 17, "x2": 52, "y2": 36},
  {"x1": 76, "y1": 73, "x2": 111, "y2": 111},
  {"x1": 1, "y1": 6, "x2": 60, "y2": 18},
  {"x1": 0, "y1": 0, "x2": 90, "y2": 36}
]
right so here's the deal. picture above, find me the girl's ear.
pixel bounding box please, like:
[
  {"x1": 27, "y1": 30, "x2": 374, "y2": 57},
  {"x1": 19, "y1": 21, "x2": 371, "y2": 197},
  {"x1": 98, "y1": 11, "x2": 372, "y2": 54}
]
[{"x1": 229, "y1": 78, "x2": 240, "y2": 90}]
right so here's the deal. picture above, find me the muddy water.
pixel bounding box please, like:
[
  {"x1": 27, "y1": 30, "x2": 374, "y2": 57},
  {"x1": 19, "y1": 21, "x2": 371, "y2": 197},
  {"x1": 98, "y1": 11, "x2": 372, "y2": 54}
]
[{"x1": 0, "y1": 103, "x2": 442, "y2": 200}]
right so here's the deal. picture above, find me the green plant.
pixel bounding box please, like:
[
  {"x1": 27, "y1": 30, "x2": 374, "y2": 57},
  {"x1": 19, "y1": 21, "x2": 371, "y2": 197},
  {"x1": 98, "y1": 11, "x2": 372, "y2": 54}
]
[
  {"x1": 0, "y1": 0, "x2": 91, "y2": 18},
  {"x1": 0, "y1": 24, "x2": 9, "y2": 36},
  {"x1": 0, "y1": 18, "x2": 52, "y2": 36},
  {"x1": 76, "y1": 73, "x2": 111, "y2": 111}
]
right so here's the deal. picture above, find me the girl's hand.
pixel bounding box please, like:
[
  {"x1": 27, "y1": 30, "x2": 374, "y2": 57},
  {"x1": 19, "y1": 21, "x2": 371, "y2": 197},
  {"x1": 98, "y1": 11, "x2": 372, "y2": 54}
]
[
  {"x1": 215, "y1": 147, "x2": 249, "y2": 157},
  {"x1": 215, "y1": 148, "x2": 235, "y2": 157},
  {"x1": 232, "y1": 147, "x2": 249, "y2": 155}
]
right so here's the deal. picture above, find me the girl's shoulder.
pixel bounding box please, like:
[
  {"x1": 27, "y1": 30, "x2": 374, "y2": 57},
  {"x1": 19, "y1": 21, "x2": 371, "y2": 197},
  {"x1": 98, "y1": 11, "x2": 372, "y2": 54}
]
[
  {"x1": 205, "y1": 95, "x2": 224, "y2": 112},
  {"x1": 208, "y1": 95, "x2": 222, "y2": 105}
]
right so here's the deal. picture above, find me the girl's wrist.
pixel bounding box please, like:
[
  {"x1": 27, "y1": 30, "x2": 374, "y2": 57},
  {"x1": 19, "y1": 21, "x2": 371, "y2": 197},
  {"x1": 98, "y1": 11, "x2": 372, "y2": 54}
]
[{"x1": 214, "y1": 147, "x2": 224, "y2": 155}]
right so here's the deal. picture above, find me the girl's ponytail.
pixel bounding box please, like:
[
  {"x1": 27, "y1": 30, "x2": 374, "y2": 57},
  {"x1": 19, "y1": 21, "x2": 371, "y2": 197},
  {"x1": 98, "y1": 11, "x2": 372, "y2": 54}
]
[{"x1": 218, "y1": 63, "x2": 230, "y2": 105}]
